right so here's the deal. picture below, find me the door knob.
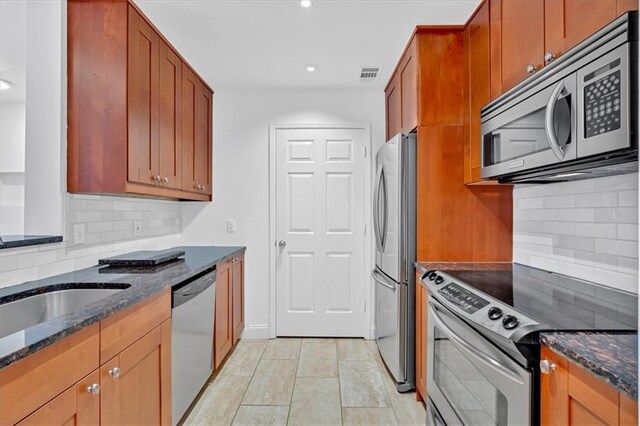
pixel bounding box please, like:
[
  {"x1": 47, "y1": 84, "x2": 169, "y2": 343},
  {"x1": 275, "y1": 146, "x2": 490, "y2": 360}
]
[{"x1": 278, "y1": 240, "x2": 287, "y2": 248}]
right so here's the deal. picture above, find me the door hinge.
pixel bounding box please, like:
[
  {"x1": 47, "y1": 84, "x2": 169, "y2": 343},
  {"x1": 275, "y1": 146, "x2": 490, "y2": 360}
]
[{"x1": 362, "y1": 147, "x2": 367, "y2": 157}]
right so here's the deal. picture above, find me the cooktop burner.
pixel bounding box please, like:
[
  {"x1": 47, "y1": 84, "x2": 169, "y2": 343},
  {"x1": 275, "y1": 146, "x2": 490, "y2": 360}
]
[{"x1": 443, "y1": 264, "x2": 637, "y2": 331}]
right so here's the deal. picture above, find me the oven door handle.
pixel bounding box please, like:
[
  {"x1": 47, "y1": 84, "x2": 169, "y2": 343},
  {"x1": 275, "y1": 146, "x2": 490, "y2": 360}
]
[
  {"x1": 545, "y1": 80, "x2": 569, "y2": 161},
  {"x1": 429, "y1": 301, "x2": 525, "y2": 385}
]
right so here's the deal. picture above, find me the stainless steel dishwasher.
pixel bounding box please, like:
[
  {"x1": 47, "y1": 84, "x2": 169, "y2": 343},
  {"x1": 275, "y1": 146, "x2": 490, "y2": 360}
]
[{"x1": 172, "y1": 268, "x2": 216, "y2": 425}]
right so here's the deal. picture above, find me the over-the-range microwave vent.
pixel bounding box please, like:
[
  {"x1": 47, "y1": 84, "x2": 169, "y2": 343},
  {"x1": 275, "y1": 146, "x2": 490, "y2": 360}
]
[{"x1": 359, "y1": 67, "x2": 380, "y2": 82}]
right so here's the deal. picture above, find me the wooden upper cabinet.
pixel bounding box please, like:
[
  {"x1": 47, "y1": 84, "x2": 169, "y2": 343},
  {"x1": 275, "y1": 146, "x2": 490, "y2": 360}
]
[
  {"x1": 490, "y1": 0, "x2": 545, "y2": 97},
  {"x1": 400, "y1": 40, "x2": 418, "y2": 134},
  {"x1": 100, "y1": 320, "x2": 172, "y2": 426},
  {"x1": 182, "y1": 65, "x2": 213, "y2": 195},
  {"x1": 465, "y1": 1, "x2": 491, "y2": 184},
  {"x1": 215, "y1": 259, "x2": 233, "y2": 368},
  {"x1": 385, "y1": 74, "x2": 402, "y2": 140},
  {"x1": 545, "y1": 0, "x2": 638, "y2": 61},
  {"x1": 158, "y1": 42, "x2": 183, "y2": 190},
  {"x1": 232, "y1": 254, "x2": 245, "y2": 343},
  {"x1": 67, "y1": 0, "x2": 212, "y2": 201}
]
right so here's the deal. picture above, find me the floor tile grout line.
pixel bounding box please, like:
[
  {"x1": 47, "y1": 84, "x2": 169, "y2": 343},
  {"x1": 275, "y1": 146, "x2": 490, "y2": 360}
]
[
  {"x1": 228, "y1": 340, "x2": 268, "y2": 425},
  {"x1": 286, "y1": 339, "x2": 303, "y2": 425}
]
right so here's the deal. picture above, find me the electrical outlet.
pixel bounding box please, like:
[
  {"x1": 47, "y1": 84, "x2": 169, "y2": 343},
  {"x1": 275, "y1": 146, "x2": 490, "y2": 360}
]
[
  {"x1": 73, "y1": 224, "x2": 85, "y2": 244},
  {"x1": 133, "y1": 221, "x2": 142, "y2": 236},
  {"x1": 226, "y1": 219, "x2": 236, "y2": 233}
]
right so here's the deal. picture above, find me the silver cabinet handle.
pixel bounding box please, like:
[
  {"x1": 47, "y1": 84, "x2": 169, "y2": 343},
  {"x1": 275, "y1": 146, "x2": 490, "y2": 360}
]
[
  {"x1": 163, "y1": 176, "x2": 169, "y2": 183},
  {"x1": 155, "y1": 175, "x2": 162, "y2": 182},
  {"x1": 545, "y1": 80, "x2": 569, "y2": 161},
  {"x1": 526, "y1": 64, "x2": 538, "y2": 74},
  {"x1": 278, "y1": 240, "x2": 286, "y2": 248},
  {"x1": 86, "y1": 383, "x2": 101, "y2": 395},
  {"x1": 544, "y1": 52, "x2": 556, "y2": 63},
  {"x1": 108, "y1": 367, "x2": 121, "y2": 378},
  {"x1": 540, "y1": 360, "x2": 557, "y2": 374}
]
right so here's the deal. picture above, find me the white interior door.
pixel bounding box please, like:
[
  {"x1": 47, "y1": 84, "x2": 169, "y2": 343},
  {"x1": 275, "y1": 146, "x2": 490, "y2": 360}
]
[{"x1": 276, "y1": 127, "x2": 366, "y2": 336}]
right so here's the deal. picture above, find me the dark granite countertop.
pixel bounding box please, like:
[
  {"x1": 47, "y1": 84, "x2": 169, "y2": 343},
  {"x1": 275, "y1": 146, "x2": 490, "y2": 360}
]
[
  {"x1": 0, "y1": 235, "x2": 63, "y2": 249},
  {"x1": 0, "y1": 245, "x2": 245, "y2": 369},
  {"x1": 541, "y1": 332, "x2": 638, "y2": 399},
  {"x1": 415, "y1": 261, "x2": 512, "y2": 277}
]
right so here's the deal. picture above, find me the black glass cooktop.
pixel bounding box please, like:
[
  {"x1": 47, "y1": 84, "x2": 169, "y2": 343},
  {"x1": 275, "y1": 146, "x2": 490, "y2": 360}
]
[{"x1": 444, "y1": 264, "x2": 638, "y2": 331}]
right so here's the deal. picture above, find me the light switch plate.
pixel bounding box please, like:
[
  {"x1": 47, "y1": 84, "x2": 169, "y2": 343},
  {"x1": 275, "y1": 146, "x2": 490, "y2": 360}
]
[
  {"x1": 133, "y1": 221, "x2": 142, "y2": 236},
  {"x1": 226, "y1": 219, "x2": 236, "y2": 233},
  {"x1": 73, "y1": 224, "x2": 85, "y2": 244}
]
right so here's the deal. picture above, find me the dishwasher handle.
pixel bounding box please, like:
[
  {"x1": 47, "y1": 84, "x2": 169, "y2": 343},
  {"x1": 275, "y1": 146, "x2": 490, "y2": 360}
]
[{"x1": 172, "y1": 268, "x2": 216, "y2": 308}]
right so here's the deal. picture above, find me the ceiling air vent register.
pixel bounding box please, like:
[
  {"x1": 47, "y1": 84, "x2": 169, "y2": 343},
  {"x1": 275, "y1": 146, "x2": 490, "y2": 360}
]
[{"x1": 359, "y1": 67, "x2": 380, "y2": 82}]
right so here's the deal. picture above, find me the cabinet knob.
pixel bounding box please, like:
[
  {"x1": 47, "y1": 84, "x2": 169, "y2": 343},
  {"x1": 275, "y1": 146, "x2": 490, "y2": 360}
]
[
  {"x1": 163, "y1": 176, "x2": 169, "y2": 183},
  {"x1": 526, "y1": 64, "x2": 538, "y2": 74},
  {"x1": 155, "y1": 175, "x2": 162, "y2": 182},
  {"x1": 540, "y1": 360, "x2": 556, "y2": 374},
  {"x1": 86, "y1": 383, "x2": 101, "y2": 395},
  {"x1": 108, "y1": 367, "x2": 121, "y2": 378},
  {"x1": 544, "y1": 51, "x2": 556, "y2": 64}
]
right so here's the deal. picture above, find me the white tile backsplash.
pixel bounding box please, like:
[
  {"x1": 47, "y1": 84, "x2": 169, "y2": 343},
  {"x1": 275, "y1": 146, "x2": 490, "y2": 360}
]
[
  {"x1": 0, "y1": 194, "x2": 183, "y2": 289},
  {"x1": 514, "y1": 172, "x2": 639, "y2": 293}
]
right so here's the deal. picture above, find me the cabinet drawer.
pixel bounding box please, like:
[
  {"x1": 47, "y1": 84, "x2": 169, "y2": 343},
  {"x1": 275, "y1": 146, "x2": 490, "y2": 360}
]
[
  {"x1": 100, "y1": 290, "x2": 170, "y2": 363},
  {"x1": 0, "y1": 324, "x2": 99, "y2": 425}
]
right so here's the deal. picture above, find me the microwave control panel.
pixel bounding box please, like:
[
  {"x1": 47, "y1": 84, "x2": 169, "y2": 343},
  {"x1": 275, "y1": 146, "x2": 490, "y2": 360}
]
[{"x1": 584, "y1": 65, "x2": 621, "y2": 138}]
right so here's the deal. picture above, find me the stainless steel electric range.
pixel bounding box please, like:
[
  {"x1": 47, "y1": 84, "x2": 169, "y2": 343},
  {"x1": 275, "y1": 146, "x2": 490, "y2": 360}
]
[{"x1": 420, "y1": 264, "x2": 637, "y2": 426}]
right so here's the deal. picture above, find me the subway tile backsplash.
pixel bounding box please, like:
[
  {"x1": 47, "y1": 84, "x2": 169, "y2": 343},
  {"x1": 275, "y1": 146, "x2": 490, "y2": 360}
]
[
  {"x1": 0, "y1": 194, "x2": 182, "y2": 288},
  {"x1": 514, "y1": 173, "x2": 639, "y2": 294}
]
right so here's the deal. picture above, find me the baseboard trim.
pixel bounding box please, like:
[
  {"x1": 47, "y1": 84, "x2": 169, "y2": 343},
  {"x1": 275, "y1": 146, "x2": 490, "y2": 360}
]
[{"x1": 241, "y1": 324, "x2": 271, "y2": 340}]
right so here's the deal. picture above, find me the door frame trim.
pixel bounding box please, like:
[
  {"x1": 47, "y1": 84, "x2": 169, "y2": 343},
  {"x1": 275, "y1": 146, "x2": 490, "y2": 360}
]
[{"x1": 268, "y1": 123, "x2": 372, "y2": 339}]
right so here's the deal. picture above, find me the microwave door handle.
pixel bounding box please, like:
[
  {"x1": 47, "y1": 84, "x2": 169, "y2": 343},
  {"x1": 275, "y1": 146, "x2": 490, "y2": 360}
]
[
  {"x1": 429, "y1": 301, "x2": 525, "y2": 385},
  {"x1": 380, "y1": 166, "x2": 388, "y2": 250},
  {"x1": 373, "y1": 166, "x2": 383, "y2": 253},
  {"x1": 545, "y1": 81, "x2": 568, "y2": 161}
]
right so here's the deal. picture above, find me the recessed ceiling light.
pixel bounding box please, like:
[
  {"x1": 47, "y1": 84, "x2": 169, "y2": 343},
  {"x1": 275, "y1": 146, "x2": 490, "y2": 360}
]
[
  {"x1": 0, "y1": 80, "x2": 12, "y2": 90},
  {"x1": 300, "y1": 0, "x2": 314, "y2": 8},
  {"x1": 304, "y1": 64, "x2": 318, "y2": 72}
]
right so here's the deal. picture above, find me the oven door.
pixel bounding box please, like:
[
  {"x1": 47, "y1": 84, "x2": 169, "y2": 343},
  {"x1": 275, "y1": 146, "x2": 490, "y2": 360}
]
[
  {"x1": 427, "y1": 297, "x2": 532, "y2": 426},
  {"x1": 481, "y1": 73, "x2": 577, "y2": 180}
]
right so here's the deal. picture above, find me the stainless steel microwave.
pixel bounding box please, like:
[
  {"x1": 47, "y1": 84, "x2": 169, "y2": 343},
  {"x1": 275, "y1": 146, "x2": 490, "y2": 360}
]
[{"x1": 481, "y1": 12, "x2": 638, "y2": 184}]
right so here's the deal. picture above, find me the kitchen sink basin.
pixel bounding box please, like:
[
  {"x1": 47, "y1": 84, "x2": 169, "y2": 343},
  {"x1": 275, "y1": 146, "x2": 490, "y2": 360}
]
[{"x1": 0, "y1": 285, "x2": 130, "y2": 339}]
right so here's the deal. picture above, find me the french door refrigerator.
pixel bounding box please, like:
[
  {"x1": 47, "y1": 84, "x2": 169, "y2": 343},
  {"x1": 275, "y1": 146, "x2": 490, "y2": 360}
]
[{"x1": 372, "y1": 132, "x2": 416, "y2": 392}]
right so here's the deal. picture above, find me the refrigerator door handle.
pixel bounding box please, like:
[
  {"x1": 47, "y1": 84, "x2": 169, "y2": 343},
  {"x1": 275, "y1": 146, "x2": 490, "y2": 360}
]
[
  {"x1": 380, "y1": 165, "x2": 388, "y2": 251},
  {"x1": 373, "y1": 166, "x2": 384, "y2": 253},
  {"x1": 372, "y1": 268, "x2": 396, "y2": 291}
]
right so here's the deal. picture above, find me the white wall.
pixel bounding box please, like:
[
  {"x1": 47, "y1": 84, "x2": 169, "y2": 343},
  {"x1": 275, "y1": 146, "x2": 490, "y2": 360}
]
[
  {"x1": 513, "y1": 173, "x2": 639, "y2": 294},
  {"x1": 181, "y1": 88, "x2": 385, "y2": 338},
  {"x1": 0, "y1": 103, "x2": 26, "y2": 235}
]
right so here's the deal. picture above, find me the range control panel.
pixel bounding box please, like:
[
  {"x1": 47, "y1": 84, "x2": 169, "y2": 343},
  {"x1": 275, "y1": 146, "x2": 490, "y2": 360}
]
[{"x1": 438, "y1": 283, "x2": 490, "y2": 314}]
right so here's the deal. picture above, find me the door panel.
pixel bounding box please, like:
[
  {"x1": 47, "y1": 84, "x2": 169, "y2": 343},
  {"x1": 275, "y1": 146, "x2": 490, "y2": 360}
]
[
  {"x1": 158, "y1": 41, "x2": 182, "y2": 189},
  {"x1": 386, "y1": 75, "x2": 402, "y2": 140},
  {"x1": 127, "y1": 7, "x2": 159, "y2": 186},
  {"x1": 276, "y1": 128, "x2": 366, "y2": 336},
  {"x1": 215, "y1": 260, "x2": 233, "y2": 367},
  {"x1": 232, "y1": 255, "x2": 245, "y2": 342}
]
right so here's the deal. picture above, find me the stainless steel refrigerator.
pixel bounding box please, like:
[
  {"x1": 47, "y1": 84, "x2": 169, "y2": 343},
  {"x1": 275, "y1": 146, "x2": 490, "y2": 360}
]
[{"x1": 372, "y1": 133, "x2": 416, "y2": 392}]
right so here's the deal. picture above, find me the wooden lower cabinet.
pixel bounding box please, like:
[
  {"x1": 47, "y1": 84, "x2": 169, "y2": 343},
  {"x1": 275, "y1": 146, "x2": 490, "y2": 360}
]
[
  {"x1": 540, "y1": 345, "x2": 638, "y2": 426},
  {"x1": 17, "y1": 370, "x2": 100, "y2": 426},
  {"x1": 415, "y1": 275, "x2": 428, "y2": 403},
  {"x1": 215, "y1": 254, "x2": 245, "y2": 367}
]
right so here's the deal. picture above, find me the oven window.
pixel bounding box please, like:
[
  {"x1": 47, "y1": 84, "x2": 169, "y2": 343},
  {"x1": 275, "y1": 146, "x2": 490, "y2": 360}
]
[
  {"x1": 433, "y1": 327, "x2": 508, "y2": 426},
  {"x1": 483, "y1": 96, "x2": 571, "y2": 167}
]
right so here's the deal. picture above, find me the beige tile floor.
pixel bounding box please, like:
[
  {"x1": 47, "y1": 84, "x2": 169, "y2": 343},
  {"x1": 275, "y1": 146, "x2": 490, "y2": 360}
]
[{"x1": 184, "y1": 338, "x2": 426, "y2": 426}]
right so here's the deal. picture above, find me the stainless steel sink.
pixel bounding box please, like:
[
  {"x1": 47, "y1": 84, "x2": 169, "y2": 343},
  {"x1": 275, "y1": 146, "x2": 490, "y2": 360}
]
[{"x1": 0, "y1": 285, "x2": 130, "y2": 339}]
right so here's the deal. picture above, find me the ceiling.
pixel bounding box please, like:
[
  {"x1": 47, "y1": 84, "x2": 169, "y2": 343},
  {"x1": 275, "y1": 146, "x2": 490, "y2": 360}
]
[{"x1": 135, "y1": 0, "x2": 481, "y2": 90}]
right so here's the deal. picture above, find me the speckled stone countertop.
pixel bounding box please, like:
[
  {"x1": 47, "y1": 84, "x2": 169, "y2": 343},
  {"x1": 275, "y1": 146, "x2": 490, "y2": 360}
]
[
  {"x1": 415, "y1": 261, "x2": 513, "y2": 277},
  {"x1": 541, "y1": 332, "x2": 638, "y2": 399},
  {"x1": 0, "y1": 245, "x2": 245, "y2": 369}
]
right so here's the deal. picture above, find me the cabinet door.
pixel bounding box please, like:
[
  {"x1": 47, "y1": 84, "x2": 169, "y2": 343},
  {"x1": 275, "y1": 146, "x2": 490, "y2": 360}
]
[
  {"x1": 400, "y1": 41, "x2": 417, "y2": 134},
  {"x1": 232, "y1": 255, "x2": 245, "y2": 343},
  {"x1": 490, "y1": 0, "x2": 544, "y2": 97},
  {"x1": 385, "y1": 74, "x2": 401, "y2": 140},
  {"x1": 415, "y1": 278, "x2": 428, "y2": 403},
  {"x1": 182, "y1": 66, "x2": 213, "y2": 195},
  {"x1": 158, "y1": 41, "x2": 182, "y2": 189},
  {"x1": 466, "y1": 1, "x2": 490, "y2": 183},
  {"x1": 567, "y1": 362, "x2": 619, "y2": 425},
  {"x1": 17, "y1": 370, "x2": 100, "y2": 426},
  {"x1": 215, "y1": 260, "x2": 233, "y2": 368},
  {"x1": 101, "y1": 320, "x2": 172, "y2": 426},
  {"x1": 127, "y1": 6, "x2": 159, "y2": 186},
  {"x1": 545, "y1": 0, "x2": 619, "y2": 61},
  {"x1": 540, "y1": 346, "x2": 569, "y2": 425}
]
